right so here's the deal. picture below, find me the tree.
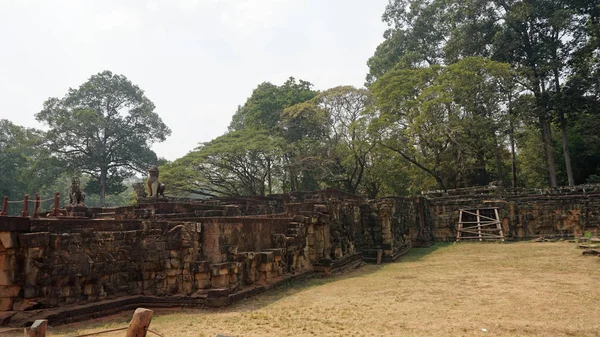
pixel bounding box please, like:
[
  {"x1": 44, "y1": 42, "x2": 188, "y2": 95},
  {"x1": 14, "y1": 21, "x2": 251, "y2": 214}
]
[
  {"x1": 161, "y1": 129, "x2": 283, "y2": 197},
  {"x1": 0, "y1": 120, "x2": 41, "y2": 198},
  {"x1": 279, "y1": 86, "x2": 378, "y2": 194},
  {"x1": 229, "y1": 77, "x2": 317, "y2": 131},
  {"x1": 372, "y1": 57, "x2": 514, "y2": 190},
  {"x1": 369, "y1": 0, "x2": 595, "y2": 187},
  {"x1": 0, "y1": 120, "x2": 64, "y2": 215},
  {"x1": 36, "y1": 71, "x2": 171, "y2": 206}
]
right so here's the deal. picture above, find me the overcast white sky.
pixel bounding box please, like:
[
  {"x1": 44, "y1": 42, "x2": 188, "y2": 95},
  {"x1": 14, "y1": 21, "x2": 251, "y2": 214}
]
[{"x1": 0, "y1": 0, "x2": 388, "y2": 160}]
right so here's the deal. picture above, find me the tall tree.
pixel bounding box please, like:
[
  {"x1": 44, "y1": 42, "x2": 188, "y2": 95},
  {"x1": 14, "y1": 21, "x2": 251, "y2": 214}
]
[
  {"x1": 161, "y1": 129, "x2": 282, "y2": 197},
  {"x1": 372, "y1": 57, "x2": 514, "y2": 190},
  {"x1": 369, "y1": 0, "x2": 594, "y2": 187},
  {"x1": 229, "y1": 77, "x2": 317, "y2": 131},
  {"x1": 36, "y1": 71, "x2": 171, "y2": 206}
]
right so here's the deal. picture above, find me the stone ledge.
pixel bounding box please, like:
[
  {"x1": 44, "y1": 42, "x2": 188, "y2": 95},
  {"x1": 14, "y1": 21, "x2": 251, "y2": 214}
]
[
  {"x1": 0, "y1": 217, "x2": 30, "y2": 232},
  {"x1": 2, "y1": 269, "x2": 316, "y2": 327}
]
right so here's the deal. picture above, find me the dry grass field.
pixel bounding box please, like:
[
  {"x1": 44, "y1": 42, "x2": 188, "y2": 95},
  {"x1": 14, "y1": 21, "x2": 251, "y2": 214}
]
[{"x1": 7, "y1": 242, "x2": 600, "y2": 337}]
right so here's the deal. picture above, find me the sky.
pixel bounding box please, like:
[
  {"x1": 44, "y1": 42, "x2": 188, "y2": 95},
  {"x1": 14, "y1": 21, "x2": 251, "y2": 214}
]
[{"x1": 0, "y1": 0, "x2": 389, "y2": 161}]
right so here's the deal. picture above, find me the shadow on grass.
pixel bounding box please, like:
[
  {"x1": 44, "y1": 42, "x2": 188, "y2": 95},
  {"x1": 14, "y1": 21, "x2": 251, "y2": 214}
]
[
  {"x1": 401, "y1": 242, "x2": 452, "y2": 262},
  {"x1": 217, "y1": 243, "x2": 454, "y2": 313}
]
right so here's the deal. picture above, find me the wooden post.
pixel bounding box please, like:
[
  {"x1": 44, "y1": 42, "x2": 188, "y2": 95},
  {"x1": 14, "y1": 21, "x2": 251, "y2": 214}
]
[
  {"x1": 33, "y1": 194, "x2": 40, "y2": 218},
  {"x1": 21, "y1": 194, "x2": 29, "y2": 217},
  {"x1": 494, "y1": 208, "x2": 504, "y2": 242},
  {"x1": 456, "y1": 210, "x2": 463, "y2": 242},
  {"x1": 28, "y1": 320, "x2": 47, "y2": 337},
  {"x1": 0, "y1": 196, "x2": 7, "y2": 216},
  {"x1": 126, "y1": 308, "x2": 154, "y2": 337},
  {"x1": 476, "y1": 209, "x2": 482, "y2": 242},
  {"x1": 376, "y1": 249, "x2": 383, "y2": 264}
]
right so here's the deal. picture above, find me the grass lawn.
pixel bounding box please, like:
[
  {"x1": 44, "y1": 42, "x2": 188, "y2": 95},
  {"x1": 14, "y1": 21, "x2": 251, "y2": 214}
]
[{"x1": 10, "y1": 242, "x2": 600, "y2": 336}]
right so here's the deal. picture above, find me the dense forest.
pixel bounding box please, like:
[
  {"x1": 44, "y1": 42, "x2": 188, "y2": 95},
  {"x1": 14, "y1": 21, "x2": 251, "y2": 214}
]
[{"x1": 1, "y1": 1, "x2": 599, "y2": 207}]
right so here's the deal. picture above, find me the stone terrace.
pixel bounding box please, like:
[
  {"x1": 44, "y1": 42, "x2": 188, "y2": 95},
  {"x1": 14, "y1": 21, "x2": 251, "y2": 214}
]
[{"x1": 0, "y1": 189, "x2": 432, "y2": 326}]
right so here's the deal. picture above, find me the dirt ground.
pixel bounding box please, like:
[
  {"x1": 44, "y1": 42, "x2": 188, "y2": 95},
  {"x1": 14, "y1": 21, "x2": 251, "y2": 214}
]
[{"x1": 5, "y1": 242, "x2": 600, "y2": 337}]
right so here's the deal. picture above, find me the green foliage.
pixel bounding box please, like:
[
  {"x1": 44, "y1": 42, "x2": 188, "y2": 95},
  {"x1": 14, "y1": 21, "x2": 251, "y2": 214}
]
[
  {"x1": 0, "y1": 119, "x2": 60, "y2": 200},
  {"x1": 161, "y1": 129, "x2": 283, "y2": 197},
  {"x1": 369, "y1": 0, "x2": 599, "y2": 188},
  {"x1": 372, "y1": 57, "x2": 515, "y2": 190},
  {"x1": 229, "y1": 77, "x2": 317, "y2": 131},
  {"x1": 35, "y1": 71, "x2": 171, "y2": 205}
]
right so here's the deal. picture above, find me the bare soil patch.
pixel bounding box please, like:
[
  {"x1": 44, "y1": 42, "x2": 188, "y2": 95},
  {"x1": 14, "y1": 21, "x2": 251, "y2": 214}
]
[{"x1": 8, "y1": 242, "x2": 600, "y2": 336}]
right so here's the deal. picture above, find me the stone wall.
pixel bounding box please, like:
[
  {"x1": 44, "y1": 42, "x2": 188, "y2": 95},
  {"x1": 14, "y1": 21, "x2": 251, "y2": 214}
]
[
  {"x1": 0, "y1": 217, "x2": 303, "y2": 313},
  {"x1": 428, "y1": 193, "x2": 600, "y2": 241},
  {"x1": 0, "y1": 189, "x2": 434, "y2": 325}
]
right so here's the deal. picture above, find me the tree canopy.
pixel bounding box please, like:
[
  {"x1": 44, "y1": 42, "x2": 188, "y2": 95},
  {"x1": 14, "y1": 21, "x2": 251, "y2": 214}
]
[
  {"x1": 36, "y1": 71, "x2": 171, "y2": 205},
  {"x1": 3, "y1": 1, "x2": 599, "y2": 204}
]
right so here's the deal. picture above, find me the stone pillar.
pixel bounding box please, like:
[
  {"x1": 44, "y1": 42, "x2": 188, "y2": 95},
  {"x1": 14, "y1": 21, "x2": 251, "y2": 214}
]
[{"x1": 0, "y1": 232, "x2": 20, "y2": 310}]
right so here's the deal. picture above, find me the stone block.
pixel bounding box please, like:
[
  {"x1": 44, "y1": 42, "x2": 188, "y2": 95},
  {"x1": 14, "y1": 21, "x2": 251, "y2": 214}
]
[
  {"x1": 0, "y1": 217, "x2": 29, "y2": 232},
  {"x1": 0, "y1": 232, "x2": 18, "y2": 249},
  {"x1": 211, "y1": 263, "x2": 231, "y2": 276},
  {"x1": 258, "y1": 262, "x2": 273, "y2": 272},
  {"x1": 229, "y1": 273, "x2": 238, "y2": 284},
  {"x1": 293, "y1": 215, "x2": 307, "y2": 223},
  {"x1": 211, "y1": 275, "x2": 229, "y2": 288},
  {"x1": 170, "y1": 258, "x2": 181, "y2": 269},
  {"x1": 205, "y1": 296, "x2": 229, "y2": 307},
  {"x1": 195, "y1": 278, "x2": 211, "y2": 289},
  {"x1": 207, "y1": 287, "x2": 229, "y2": 298},
  {"x1": 24, "y1": 286, "x2": 41, "y2": 298},
  {"x1": 257, "y1": 251, "x2": 274, "y2": 264},
  {"x1": 195, "y1": 272, "x2": 209, "y2": 280},
  {"x1": 0, "y1": 297, "x2": 14, "y2": 310},
  {"x1": 166, "y1": 269, "x2": 182, "y2": 277},
  {"x1": 182, "y1": 280, "x2": 193, "y2": 295},
  {"x1": 193, "y1": 261, "x2": 210, "y2": 273},
  {"x1": 18, "y1": 232, "x2": 49, "y2": 248},
  {"x1": 0, "y1": 285, "x2": 21, "y2": 297},
  {"x1": 0, "y1": 271, "x2": 13, "y2": 287}
]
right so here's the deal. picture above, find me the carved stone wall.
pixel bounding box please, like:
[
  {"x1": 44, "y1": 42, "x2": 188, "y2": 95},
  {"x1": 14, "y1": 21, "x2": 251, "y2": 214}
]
[
  {"x1": 428, "y1": 193, "x2": 600, "y2": 241},
  {"x1": 0, "y1": 189, "x2": 434, "y2": 325}
]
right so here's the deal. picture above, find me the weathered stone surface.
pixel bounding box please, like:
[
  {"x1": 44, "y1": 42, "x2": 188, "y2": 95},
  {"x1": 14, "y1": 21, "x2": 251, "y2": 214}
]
[
  {"x1": 0, "y1": 233, "x2": 18, "y2": 249},
  {"x1": 0, "y1": 189, "x2": 430, "y2": 321}
]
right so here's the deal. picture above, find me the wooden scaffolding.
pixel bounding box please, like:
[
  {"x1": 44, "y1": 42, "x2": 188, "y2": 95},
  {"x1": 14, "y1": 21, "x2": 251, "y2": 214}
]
[{"x1": 456, "y1": 207, "x2": 504, "y2": 242}]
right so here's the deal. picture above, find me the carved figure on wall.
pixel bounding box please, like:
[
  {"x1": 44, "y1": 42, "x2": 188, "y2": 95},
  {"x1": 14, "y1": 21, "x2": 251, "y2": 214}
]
[
  {"x1": 147, "y1": 165, "x2": 166, "y2": 197},
  {"x1": 132, "y1": 182, "x2": 148, "y2": 199},
  {"x1": 69, "y1": 176, "x2": 86, "y2": 206}
]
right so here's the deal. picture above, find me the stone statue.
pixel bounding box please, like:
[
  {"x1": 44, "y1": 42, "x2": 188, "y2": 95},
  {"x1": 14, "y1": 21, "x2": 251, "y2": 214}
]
[
  {"x1": 147, "y1": 165, "x2": 166, "y2": 197},
  {"x1": 132, "y1": 182, "x2": 148, "y2": 199},
  {"x1": 69, "y1": 176, "x2": 86, "y2": 206}
]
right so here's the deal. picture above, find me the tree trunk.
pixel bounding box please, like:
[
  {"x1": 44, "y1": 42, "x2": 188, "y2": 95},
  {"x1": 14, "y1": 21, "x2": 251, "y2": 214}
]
[
  {"x1": 509, "y1": 120, "x2": 517, "y2": 192},
  {"x1": 267, "y1": 158, "x2": 272, "y2": 195},
  {"x1": 560, "y1": 112, "x2": 574, "y2": 186},
  {"x1": 99, "y1": 167, "x2": 107, "y2": 207},
  {"x1": 508, "y1": 94, "x2": 517, "y2": 193},
  {"x1": 493, "y1": 134, "x2": 504, "y2": 185},
  {"x1": 554, "y1": 69, "x2": 574, "y2": 186},
  {"x1": 540, "y1": 117, "x2": 558, "y2": 187}
]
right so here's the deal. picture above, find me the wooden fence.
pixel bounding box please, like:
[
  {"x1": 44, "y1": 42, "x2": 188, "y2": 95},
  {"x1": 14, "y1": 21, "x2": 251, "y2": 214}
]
[{"x1": 0, "y1": 308, "x2": 163, "y2": 337}]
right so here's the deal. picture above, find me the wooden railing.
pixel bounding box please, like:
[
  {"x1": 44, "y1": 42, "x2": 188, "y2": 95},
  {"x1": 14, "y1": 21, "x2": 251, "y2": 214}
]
[
  {"x1": 0, "y1": 193, "x2": 61, "y2": 218},
  {"x1": 0, "y1": 308, "x2": 162, "y2": 337}
]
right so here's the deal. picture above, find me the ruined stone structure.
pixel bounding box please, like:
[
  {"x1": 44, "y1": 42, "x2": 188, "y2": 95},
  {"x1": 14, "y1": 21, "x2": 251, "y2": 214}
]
[
  {"x1": 0, "y1": 190, "x2": 431, "y2": 326},
  {"x1": 426, "y1": 187, "x2": 600, "y2": 241},
  {"x1": 3, "y1": 185, "x2": 597, "y2": 326}
]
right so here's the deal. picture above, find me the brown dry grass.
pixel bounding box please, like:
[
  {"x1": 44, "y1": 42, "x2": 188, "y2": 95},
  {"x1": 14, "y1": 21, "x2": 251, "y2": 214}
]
[{"x1": 9, "y1": 242, "x2": 600, "y2": 337}]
